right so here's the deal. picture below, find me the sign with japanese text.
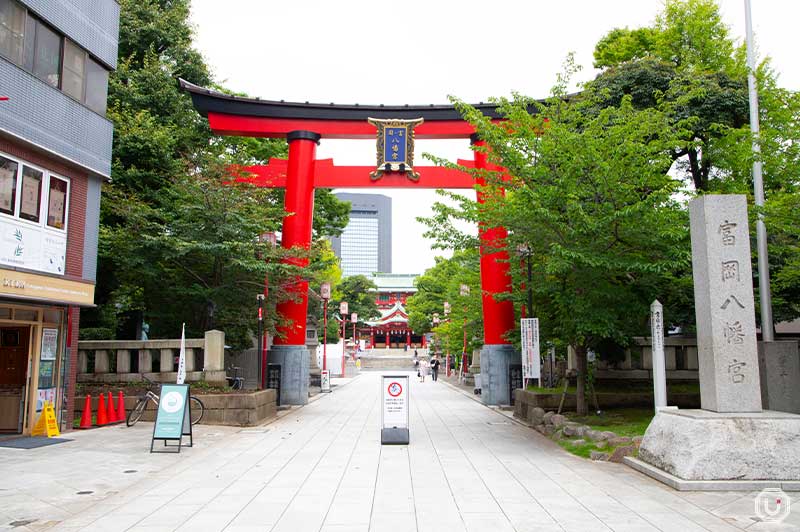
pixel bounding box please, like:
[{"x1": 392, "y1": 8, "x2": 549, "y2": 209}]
[
  {"x1": 520, "y1": 318, "x2": 540, "y2": 379},
  {"x1": 382, "y1": 375, "x2": 409, "y2": 429},
  {"x1": 368, "y1": 118, "x2": 424, "y2": 181}
]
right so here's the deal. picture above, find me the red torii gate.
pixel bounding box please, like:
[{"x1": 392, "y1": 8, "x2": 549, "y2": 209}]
[{"x1": 182, "y1": 80, "x2": 519, "y2": 405}]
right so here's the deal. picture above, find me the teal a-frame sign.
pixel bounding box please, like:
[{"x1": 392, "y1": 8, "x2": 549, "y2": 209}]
[{"x1": 150, "y1": 383, "x2": 193, "y2": 453}]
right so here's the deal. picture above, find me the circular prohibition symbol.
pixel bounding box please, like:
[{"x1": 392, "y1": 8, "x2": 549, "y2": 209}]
[{"x1": 387, "y1": 382, "x2": 403, "y2": 397}]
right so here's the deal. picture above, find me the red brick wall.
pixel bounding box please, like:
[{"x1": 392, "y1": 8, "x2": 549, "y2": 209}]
[{"x1": 0, "y1": 137, "x2": 92, "y2": 431}]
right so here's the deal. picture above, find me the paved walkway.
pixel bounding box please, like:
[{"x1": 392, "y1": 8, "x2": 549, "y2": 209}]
[{"x1": 1, "y1": 373, "x2": 797, "y2": 531}]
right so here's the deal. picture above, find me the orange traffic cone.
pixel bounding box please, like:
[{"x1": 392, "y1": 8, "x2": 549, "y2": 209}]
[
  {"x1": 77, "y1": 395, "x2": 92, "y2": 429},
  {"x1": 106, "y1": 392, "x2": 118, "y2": 423},
  {"x1": 116, "y1": 391, "x2": 126, "y2": 422},
  {"x1": 96, "y1": 393, "x2": 108, "y2": 426}
]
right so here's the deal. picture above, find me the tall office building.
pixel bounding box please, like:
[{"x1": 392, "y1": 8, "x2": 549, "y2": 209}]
[{"x1": 330, "y1": 193, "x2": 391, "y2": 277}]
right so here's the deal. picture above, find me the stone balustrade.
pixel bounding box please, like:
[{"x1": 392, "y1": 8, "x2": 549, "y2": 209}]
[
  {"x1": 566, "y1": 336, "x2": 700, "y2": 380},
  {"x1": 77, "y1": 330, "x2": 227, "y2": 385}
]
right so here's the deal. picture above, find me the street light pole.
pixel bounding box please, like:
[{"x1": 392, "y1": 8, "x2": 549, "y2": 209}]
[
  {"x1": 744, "y1": 0, "x2": 774, "y2": 341},
  {"x1": 460, "y1": 284, "x2": 470, "y2": 380},
  {"x1": 257, "y1": 294, "x2": 264, "y2": 389},
  {"x1": 339, "y1": 301, "x2": 348, "y2": 377},
  {"x1": 321, "y1": 283, "x2": 331, "y2": 371}
]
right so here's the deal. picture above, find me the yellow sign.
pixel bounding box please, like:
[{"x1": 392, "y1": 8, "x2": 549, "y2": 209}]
[
  {"x1": 0, "y1": 269, "x2": 95, "y2": 306},
  {"x1": 31, "y1": 401, "x2": 60, "y2": 437}
]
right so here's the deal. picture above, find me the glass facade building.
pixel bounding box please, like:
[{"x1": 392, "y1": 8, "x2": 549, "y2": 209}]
[{"x1": 331, "y1": 193, "x2": 391, "y2": 277}]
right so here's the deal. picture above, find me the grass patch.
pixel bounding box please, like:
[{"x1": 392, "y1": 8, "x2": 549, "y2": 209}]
[
  {"x1": 566, "y1": 408, "x2": 654, "y2": 437},
  {"x1": 557, "y1": 438, "x2": 599, "y2": 459}
]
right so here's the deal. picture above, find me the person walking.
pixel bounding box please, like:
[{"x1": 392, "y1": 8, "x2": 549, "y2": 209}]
[{"x1": 430, "y1": 355, "x2": 441, "y2": 382}]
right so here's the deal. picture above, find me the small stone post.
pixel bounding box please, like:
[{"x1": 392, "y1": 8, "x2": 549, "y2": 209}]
[
  {"x1": 650, "y1": 300, "x2": 667, "y2": 410},
  {"x1": 204, "y1": 330, "x2": 225, "y2": 371},
  {"x1": 690, "y1": 195, "x2": 762, "y2": 412}
]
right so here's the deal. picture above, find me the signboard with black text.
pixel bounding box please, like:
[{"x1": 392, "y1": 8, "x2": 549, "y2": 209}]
[{"x1": 381, "y1": 374, "x2": 409, "y2": 445}]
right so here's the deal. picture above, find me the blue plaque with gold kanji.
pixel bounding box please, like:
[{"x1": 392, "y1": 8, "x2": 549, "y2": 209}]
[{"x1": 368, "y1": 118, "x2": 424, "y2": 181}]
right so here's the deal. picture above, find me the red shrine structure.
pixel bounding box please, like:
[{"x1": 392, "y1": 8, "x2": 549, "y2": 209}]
[
  {"x1": 181, "y1": 80, "x2": 522, "y2": 406},
  {"x1": 363, "y1": 274, "x2": 423, "y2": 349}
]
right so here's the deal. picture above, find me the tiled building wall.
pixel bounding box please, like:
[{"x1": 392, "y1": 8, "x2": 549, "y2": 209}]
[{"x1": 21, "y1": 0, "x2": 120, "y2": 68}]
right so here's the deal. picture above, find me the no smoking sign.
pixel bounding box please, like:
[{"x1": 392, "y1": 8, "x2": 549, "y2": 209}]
[{"x1": 387, "y1": 382, "x2": 403, "y2": 397}]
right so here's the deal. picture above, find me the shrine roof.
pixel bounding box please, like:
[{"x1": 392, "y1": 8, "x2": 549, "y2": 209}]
[
  {"x1": 180, "y1": 79, "x2": 540, "y2": 122},
  {"x1": 369, "y1": 273, "x2": 419, "y2": 293}
]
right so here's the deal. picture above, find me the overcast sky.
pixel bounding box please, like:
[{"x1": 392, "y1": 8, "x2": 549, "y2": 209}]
[{"x1": 189, "y1": 0, "x2": 799, "y2": 275}]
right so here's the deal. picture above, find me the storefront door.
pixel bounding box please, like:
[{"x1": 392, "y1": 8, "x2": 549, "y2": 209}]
[{"x1": 0, "y1": 326, "x2": 30, "y2": 433}]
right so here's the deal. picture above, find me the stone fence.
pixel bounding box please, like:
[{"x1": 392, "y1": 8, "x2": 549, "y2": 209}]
[
  {"x1": 567, "y1": 336, "x2": 700, "y2": 381},
  {"x1": 77, "y1": 330, "x2": 226, "y2": 385}
]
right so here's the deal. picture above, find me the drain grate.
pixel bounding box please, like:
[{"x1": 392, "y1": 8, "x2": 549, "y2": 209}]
[
  {"x1": 76, "y1": 491, "x2": 93, "y2": 495},
  {"x1": 239, "y1": 428, "x2": 270, "y2": 434},
  {"x1": 123, "y1": 470, "x2": 137, "y2": 474},
  {"x1": 9, "y1": 519, "x2": 36, "y2": 527}
]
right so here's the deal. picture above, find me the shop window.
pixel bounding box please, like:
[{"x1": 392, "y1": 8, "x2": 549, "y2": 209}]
[
  {"x1": 13, "y1": 308, "x2": 36, "y2": 321},
  {"x1": 43, "y1": 309, "x2": 61, "y2": 324},
  {"x1": 61, "y1": 39, "x2": 84, "y2": 101},
  {"x1": 0, "y1": 154, "x2": 18, "y2": 216},
  {"x1": 0, "y1": 0, "x2": 25, "y2": 65},
  {"x1": 47, "y1": 176, "x2": 67, "y2": 229},
  {"x1": 19, "y1": 165, "x2": 42, "y2": 223},
  {"x1": 25, "y1": 15, "x2": 61, "y2": 88},
  {"x1": 84, "y1": 57, "x2": 108, "y2": 115},
  {"x1": 0, "y1": 307, "x2": 11, "y2": 319}
]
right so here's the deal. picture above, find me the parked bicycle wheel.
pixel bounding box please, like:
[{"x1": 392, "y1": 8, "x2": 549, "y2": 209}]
[
  {"x1": 190, "y1": 396, "x2": 204, "y2": 425},
  {"x1": 126, "y1": 397, "x2": 148, "y2": 427}
]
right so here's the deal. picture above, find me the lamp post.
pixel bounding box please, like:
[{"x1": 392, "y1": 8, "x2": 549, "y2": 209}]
[
  {"x1": 339, "y1": 301, "x2": 348, "y2": 376},
  {"x1": 320, "y1": 283, "x2": 331, "y2": 371},
  {"x1": 443, "y1": 302, "x2": 451, "y2": 376},
  {"x1": 460, "y1": 284, "x2": 470, "y2": 379},
  {"x1": 432, "y1": 313, "x2": 440, "y2": 360},
  {"x1": 256, "y1": 294, "x2": 265, "y2": 389},
  {"x1": 351, "y1": 312, "x2": 358, "y2": 358},
  {"x1": 258, "y1": 231, "x2": 277, "y2": 389},
  {"x1": 516, "y1": 244, "x2": 533, "y2": 319}
]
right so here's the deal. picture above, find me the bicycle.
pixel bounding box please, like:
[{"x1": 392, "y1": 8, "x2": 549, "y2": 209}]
[
  {"x1": 126, "y1": 375, "x2": 205, "y2": 426},
  {"x1": 226, "y1": 366, "x2": 244, "y2": 390}
]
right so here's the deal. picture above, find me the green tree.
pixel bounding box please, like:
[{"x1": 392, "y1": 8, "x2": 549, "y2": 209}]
[
  {"x1": 591, "y1": 0, "x2": 800, "y2": 331},
  {"x1": 405, "y1": 251, "x2": 483, "y2": 356},
  {"x1": 82, "y1": 0, "x2": 350, "y2": 343},
  {"x1": 334, "y1": 275, "x2": 380, "y2": 339},
  {"x1": 423, "y1": 63, "x2": 689, "y2": 413}
]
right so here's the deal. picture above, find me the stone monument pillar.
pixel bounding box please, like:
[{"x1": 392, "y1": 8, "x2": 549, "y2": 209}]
[
  {"x1": 690, "y1": 195, "x2": 761, "y2": 412},
  {"x1": 633, "y1": 196, "x2": 800, "y2": 484}
]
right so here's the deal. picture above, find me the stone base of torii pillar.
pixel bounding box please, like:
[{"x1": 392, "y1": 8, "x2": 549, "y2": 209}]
[{"x1": 632, "y1": 196, "x2": 800, "y2": 487}]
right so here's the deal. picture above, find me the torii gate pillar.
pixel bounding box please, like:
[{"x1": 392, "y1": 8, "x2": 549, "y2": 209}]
[
  {"x1": 473, "y1": 137, "x2": 518, "y2": 406},
  {"x1": 268, "y1": 130, "x2": 320, "y2": 405}
]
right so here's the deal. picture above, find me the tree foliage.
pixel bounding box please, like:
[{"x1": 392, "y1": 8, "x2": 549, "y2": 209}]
[
  {"x1": 422, "y1": 58, "x2": 690, "y2": 413},
  {"x1": 81, "y1": 0, "x2": 349, "y2": 346},
  {"x1": 405, "y1": 250, "x2": 483, "y2": 355}
]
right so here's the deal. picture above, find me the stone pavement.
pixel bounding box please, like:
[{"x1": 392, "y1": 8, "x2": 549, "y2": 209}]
[{"x1": 1, "y1": 373, "x2": 797, "y2": 531}]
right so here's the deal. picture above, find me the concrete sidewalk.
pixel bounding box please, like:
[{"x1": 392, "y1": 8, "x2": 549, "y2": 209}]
[{"x1": 1, "y1": 373, "x2": 797, "y2": 531}]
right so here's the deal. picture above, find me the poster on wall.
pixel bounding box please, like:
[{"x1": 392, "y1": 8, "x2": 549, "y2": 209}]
[
  {"x1": 41, "y1": 328, "x2": 58, "y2": 360},
  {"x1": 20, "y1": 169, "x2": 42, "y2": 221},
  {"x1": 36, "y1": 387, "x2": 56, "y2": 412},
  {"x1": 0, "y1": 162, "x2": 15, "y2": 213},
  {"x1": 47, "y1": 180, "x2": 66, "y2": 229}
]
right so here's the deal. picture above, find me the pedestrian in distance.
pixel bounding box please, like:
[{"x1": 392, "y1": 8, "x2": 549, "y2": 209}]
[
  {"x1": 430, "y1": 355, "x2": 440, "y2": 382},
  {"x1": 420, "y1": 359, "x2": 429, "y2": 382}
]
